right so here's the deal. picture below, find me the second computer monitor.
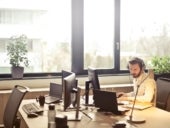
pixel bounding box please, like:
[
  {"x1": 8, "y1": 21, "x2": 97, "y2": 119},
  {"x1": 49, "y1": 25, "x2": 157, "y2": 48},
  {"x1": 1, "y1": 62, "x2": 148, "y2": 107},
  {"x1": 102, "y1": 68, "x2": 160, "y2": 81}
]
[
  {"x1": 87, "y1": 67, "x2": 100, "y2": 90},
  {"x1": 63, "y1": 73, "x2": 81, "y2": 121},
  {"x1": 63, "y1": 73, "x2": 77, "y2": 111},
  {"x1": 84, "y1": 67, "x2": 100, "y2": 105},
  {"x1": 61, "y1": 70, "x2": 74, "y2": 91}
]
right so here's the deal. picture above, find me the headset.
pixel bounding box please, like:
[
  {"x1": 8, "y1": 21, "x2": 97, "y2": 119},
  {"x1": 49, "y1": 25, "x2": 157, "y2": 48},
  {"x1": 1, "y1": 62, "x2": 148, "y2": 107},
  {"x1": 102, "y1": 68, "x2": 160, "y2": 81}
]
[{"x1": 127, "y1": 57, "x2": 146, "y2": 70}]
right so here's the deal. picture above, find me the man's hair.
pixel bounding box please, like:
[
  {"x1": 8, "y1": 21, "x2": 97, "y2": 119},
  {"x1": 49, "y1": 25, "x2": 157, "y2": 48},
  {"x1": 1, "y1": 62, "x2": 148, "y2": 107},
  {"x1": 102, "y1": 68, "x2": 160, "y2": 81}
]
[{"x1": 127, "y1": 57, "x2": 145, "y2": 70}]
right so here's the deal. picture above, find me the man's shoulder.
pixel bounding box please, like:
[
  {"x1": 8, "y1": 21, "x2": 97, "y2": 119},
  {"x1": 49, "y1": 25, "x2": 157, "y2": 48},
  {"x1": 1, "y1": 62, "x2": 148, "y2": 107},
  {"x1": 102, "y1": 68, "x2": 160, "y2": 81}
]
[{"x1": 144, "y1": 78, "x2": 156, "y2": 86}]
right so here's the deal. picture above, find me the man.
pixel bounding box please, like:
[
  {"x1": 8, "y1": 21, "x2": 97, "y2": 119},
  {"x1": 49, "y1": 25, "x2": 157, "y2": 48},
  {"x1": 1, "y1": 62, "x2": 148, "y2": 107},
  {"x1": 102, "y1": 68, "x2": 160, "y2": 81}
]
[{"x1": 118, "y1": 57, "x2": 157, "y2": 105}]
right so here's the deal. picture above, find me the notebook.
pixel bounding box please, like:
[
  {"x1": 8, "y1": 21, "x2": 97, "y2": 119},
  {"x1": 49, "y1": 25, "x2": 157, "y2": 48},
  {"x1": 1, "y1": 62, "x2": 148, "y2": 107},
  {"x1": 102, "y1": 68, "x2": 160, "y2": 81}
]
[
  {"x1": 45, "y1": 83, "x2": 63, "y2": 104},
  {"x1": 123, "y1": 102, "x2": 152, "y2": 110},
  {"x1": 93, "y1": 90, "x2": 129, "y2": 115}
]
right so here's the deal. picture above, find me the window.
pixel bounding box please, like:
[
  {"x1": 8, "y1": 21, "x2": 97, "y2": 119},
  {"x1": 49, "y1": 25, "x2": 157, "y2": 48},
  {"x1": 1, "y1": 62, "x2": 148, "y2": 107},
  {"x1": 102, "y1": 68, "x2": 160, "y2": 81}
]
[
  {"x1": 0, "y1": 0, "x2": 71, "y2": 74},
  {"x1": 120, "y1": 0, "x2": 170, "y2": 70},
  {"x1": 84, "y1": 0, "x2": 115, "y2": 69},
  {"x1": 1, "y1": 0, "x2": 170, "y2": 77}
]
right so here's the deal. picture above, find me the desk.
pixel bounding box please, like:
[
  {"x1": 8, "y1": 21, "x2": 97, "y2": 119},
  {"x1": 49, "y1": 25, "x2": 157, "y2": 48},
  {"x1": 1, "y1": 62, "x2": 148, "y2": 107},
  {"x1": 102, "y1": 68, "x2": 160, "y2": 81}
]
[{"x1": 19, "y1": 99, "x2": 170, "y2": 128}]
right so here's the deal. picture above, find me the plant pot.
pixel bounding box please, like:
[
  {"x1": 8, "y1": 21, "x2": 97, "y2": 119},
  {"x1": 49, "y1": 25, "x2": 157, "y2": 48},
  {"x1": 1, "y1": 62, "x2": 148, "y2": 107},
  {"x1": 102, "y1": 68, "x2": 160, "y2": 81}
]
[{"x1": 11, "y1": 66, "x2": 24, "y2": 79}]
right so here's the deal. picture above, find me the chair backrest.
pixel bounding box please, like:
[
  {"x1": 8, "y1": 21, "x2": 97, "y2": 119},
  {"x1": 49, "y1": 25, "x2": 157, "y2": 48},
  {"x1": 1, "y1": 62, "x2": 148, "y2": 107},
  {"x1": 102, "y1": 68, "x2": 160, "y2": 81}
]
[
  {"x1": 3, "y1": 85, "x2": 29, "y2": 128},
  {"x1": 156, "y1": 78, "x2": 170, "y2": 109}
]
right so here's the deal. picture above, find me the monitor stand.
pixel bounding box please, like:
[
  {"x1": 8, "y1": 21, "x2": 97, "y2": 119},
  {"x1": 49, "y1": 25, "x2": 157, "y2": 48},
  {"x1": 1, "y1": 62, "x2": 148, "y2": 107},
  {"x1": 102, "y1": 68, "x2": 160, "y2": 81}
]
[
  {"x1": 67, "y1": 87, "x2": 82, "y2": 121},
  {"x1": 84, "y1": 81, "x2": 94, "y2": 107}
]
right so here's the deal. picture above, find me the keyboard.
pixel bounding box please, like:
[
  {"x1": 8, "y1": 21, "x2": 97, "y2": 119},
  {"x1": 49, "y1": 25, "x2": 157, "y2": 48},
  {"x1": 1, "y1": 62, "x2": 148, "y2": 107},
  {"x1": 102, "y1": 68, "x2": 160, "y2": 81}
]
[{"x1": 22, "y1": 103, "x2": 44, "y2": 115}]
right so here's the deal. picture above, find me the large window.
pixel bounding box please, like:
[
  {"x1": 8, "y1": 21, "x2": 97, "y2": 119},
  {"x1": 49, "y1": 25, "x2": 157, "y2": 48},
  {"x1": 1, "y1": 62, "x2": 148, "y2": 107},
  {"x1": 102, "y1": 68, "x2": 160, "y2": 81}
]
[
  {"x1": 84, "y1": 0, "x2": 115, "y2": 69},
  {"x1": 0, "y1": 0, "x2": 71, "y2": 74},
  {"x1": 0, "y1": 0, "x2": 170, "y2": 77},
  {"x1": 120, "y1": 0, "x2": 170, "y2": 70}
]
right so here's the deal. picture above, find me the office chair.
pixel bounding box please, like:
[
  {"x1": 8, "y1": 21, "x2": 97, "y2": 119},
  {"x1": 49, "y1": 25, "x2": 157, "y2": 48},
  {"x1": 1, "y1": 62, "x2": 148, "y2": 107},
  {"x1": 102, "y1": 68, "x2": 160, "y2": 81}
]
[
  {"x1": 156, "y1": 78, "x2": 170, "y2": 109},
  {"x1": 0, "y1": 85, "x2": 29, "y2": 128},
  {"x1": 165, "y1": 92, "x2": 170, "y2": 111}
]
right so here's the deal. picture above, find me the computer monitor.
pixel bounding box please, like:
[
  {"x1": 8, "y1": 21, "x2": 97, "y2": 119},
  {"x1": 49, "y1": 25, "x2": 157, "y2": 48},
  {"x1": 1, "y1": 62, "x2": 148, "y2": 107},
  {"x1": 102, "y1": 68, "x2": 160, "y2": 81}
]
[
  {"x1": 63, "y1": 73, "x2": 81, "y2": 121},
  {"x1": 63, "y1": 73, "x2": 77, "y2": 111},
  {"x1": 84, "y1": 67, "x2": 100, "y2": 105},
  {"x1": 87, "y1": 67, "x2": 100, "y2": 90},
  {"x1": 61, "y1": 70, "x2": 74, "y2": 92}
]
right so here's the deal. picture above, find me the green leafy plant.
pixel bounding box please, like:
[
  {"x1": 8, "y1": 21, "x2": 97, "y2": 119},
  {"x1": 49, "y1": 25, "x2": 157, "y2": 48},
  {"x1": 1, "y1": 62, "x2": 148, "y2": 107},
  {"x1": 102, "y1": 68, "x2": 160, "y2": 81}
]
[
  {"x1": 7, "y1": 34, "x2": 29, "y2": 67},
  {"x1": 151, "y1": 56, "x2": 170, "y2": 74}
]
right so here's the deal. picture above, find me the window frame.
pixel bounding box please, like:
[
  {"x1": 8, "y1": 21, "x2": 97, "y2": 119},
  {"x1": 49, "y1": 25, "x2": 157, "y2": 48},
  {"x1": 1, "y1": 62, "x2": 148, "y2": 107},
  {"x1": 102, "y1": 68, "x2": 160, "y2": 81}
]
[{"x1": 72, "y1": 0, "x2": 122, "y2": 75}]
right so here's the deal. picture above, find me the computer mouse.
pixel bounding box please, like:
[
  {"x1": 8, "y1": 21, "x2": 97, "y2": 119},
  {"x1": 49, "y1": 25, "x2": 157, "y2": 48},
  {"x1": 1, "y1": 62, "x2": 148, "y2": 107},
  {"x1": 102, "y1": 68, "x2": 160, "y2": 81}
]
[{"x1": 27, "y1": 113, "x2": 38, "y2": 118}]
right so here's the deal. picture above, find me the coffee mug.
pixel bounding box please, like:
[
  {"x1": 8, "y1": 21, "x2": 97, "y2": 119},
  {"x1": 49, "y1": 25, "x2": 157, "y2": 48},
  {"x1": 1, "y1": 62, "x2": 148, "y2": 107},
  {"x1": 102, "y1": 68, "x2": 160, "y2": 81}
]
[{"x1": 36, "y1": 95, "x2": 45, "y2": 106}]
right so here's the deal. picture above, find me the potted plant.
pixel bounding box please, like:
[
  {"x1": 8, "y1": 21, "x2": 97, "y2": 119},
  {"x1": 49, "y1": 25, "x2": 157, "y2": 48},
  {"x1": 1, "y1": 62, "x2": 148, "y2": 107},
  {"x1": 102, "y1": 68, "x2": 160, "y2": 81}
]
[
  {"x1": 7, "y1": 34, "x2": 29, "y2": 79},
  {"x1": 150, "y1": 56, "x2": 170, "y2": 80}
]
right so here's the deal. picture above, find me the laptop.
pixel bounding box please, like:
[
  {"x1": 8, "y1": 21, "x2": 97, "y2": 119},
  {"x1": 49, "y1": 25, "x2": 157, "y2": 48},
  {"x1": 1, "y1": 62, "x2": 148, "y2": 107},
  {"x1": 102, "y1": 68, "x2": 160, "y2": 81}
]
[
  {"x1": 93, "y1": 89, "x2": 129, "y2": 115},
  {"x1": 45, "y1": 83, "x2": 63, "y2": 104}
]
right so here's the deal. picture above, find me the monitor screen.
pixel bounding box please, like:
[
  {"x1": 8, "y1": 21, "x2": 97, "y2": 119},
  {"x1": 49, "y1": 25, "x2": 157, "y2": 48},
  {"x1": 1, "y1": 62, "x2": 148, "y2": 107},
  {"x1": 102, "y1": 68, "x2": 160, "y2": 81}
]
[
  {"x1": 63, "y1": 73, "x2": 78, "y2": 111},
  {"x1": 49, "y1": 83, "x2": 62, "y2": 99},
  {"x1": 87, "y1": 67, "x2": 100, "y2": 90}
]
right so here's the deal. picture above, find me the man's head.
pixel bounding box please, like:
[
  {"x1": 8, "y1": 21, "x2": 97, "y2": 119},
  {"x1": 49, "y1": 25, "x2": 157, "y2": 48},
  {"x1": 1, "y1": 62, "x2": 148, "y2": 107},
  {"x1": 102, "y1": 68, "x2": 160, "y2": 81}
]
[{"x1": 127, "y1": 57, "x2": 145, "y2": 78}]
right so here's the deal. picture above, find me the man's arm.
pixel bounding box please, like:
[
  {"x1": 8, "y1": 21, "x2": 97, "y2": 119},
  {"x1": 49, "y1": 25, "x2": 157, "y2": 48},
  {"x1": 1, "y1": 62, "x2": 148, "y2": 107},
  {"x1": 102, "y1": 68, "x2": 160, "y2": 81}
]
[{"x1": 118, "y1": 79, "x2": 156, "y2": 103}]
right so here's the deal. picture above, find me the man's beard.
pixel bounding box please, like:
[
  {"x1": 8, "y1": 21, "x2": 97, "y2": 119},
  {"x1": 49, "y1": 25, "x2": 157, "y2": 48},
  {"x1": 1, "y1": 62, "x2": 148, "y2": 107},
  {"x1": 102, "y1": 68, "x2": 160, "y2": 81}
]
[{"x1": 132, "y1": 72, "x2": 141, "y2": 78}]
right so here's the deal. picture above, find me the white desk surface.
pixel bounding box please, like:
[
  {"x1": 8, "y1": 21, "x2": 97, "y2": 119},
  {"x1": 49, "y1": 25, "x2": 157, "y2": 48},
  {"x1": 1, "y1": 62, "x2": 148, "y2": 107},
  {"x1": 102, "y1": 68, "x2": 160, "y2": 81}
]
[{"x1": 19, "y1": 99, "x2": 170, "y2": 128}]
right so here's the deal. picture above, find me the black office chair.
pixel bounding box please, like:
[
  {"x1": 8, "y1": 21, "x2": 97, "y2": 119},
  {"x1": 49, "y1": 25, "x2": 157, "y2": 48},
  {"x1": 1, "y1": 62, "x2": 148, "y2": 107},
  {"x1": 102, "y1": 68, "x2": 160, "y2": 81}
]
[
  {"x1": 156, "y1": 78, "x2": 170, "y2": 110},
  {"x1": 0, "y1": 85, "x2": 29, "y2": 128},
  {"x1": 165, "y1": 92, "x2": 170, "y2": 111}
]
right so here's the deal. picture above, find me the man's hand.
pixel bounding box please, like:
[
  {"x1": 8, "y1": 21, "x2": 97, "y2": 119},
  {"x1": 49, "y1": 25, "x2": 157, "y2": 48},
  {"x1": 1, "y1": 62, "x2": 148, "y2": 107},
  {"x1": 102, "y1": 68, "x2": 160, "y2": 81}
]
[{"x1": 116, "y1": 92, "x2": 125, "y2": 98}]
